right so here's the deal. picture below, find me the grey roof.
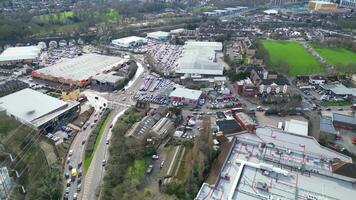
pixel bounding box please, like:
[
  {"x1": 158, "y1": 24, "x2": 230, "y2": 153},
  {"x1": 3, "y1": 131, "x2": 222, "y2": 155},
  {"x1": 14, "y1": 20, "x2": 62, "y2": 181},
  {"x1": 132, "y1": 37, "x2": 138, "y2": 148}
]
[
  {"x1": 93, "y1": 71, "x2": 124, "y2": 84},
  {"x1": 320, "y1": 116, "x2": 336, "y2": 134},
  {"x1": 333, "y1": 113, "x2": 356, "y2": 125},
  {"x1": 321, "y1": 84, "x2": 356, "y2": 96},
  {"x1": 169, "y1": 87, "x2": 202, "y2": 100},
  {"x1": 36, "y1": 54, "x2": 126, "y2": 81},
  {"x1": 175, "y1": 41, "x2": 223, "y2": 75},
  {"x1": 0, "y1": 88, "x2": 67, "y2": 124},
  {"x1": 0, "y1": 46, "x2": 41, "y2": 62}
]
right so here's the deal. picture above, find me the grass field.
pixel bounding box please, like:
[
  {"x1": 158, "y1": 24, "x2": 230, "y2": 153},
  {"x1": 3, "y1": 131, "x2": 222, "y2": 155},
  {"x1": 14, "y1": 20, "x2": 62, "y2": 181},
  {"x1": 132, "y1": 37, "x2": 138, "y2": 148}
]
[
  {"x1": 126, "y1": 159, "x2": 149, "y2": 180},
  {"x1": 33, "y1": 11, "x2": 73, "y2": 24},
  {"x1": 312, "y1": 46, "x2": 356, "y2": 66},
  {"x1": 261, "y1": 40, "x2": 324, "y2": 75}
]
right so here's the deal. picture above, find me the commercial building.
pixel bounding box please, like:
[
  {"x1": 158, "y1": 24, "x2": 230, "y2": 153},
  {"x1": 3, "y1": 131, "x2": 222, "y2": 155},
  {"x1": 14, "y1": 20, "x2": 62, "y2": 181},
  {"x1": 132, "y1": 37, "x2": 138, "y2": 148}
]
[
  {"x1": 340, "y1": 0, "x2": 356, "y2": 9},
  {"x1": 234, "y1": 112, "x2": 256, "y2": 132},
  {"x1": 284, "y1": 119, "x2": 309, "y2": 136},
  {"x1": 308, "y1": 1, "x2": 338, "y2": 11},
  {"x1": 216, "y1": 119, "x2": 242, "y2": 135},
  {"x1": 0, "y1": 46, "x2": 42, "y2": 65},
  {"x1": 195, "y1": 126, "x2": 355, "y2": 200},
  {"x1": 333, "y1": 113, "x2": 356, "y2": 131},
  {"x1": 320, "y1": 84, "x2": 356, "y2": 98},
  {"x1": 0, "y1": 88, "x2": 80, "y2": 132},
  {"x1": 111, "y1": 36, "x2": 148, "y2": 48},
  {"x1": 175, "y1": 41, "x2": 223, "y2": 76},
  {"x1": 169, "y1": 87, "x2": 202, "y2": 104},
  {"x1": 147, "y1": 31, "x2": 170, "y2": 41},
  {"x1": 32, "y1": 54, "x2": 127, "y2": 87},
  {"x1": 320, "y1": 116, "x2": 338, "y2": 140}
]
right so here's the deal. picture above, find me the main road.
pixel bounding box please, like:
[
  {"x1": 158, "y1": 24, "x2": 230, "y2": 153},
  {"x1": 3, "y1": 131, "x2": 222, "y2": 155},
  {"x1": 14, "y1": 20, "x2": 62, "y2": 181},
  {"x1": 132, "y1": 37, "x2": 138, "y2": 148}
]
[{"x1": 81, "y1": 61, "x2": 147, "y2": 200}]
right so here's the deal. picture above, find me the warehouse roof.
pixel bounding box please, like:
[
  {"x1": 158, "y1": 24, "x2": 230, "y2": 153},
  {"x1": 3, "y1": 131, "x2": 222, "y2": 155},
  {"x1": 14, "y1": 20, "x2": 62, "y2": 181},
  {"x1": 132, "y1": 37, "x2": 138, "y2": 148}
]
[
  {"x1": 320, "y1": 84, "x2": 356, "y2": 96},
  {"x1": 333, "y1": 113, "x2": 356, "y2": 125},
  {"x1": 169, "y1": 87, "x2": 202, "y2": 101},
  {"x1": 0, "y1": 88, "x2": 67, "y2": 124},
  {"x1": 284, "y1": 119, "x2": 308, "y2": 136},
  {"x1": 112, "y1": 36, "x2": 147, "y2": 45},
  {"x1": 175, "y1": 41, "x2": 223, "y2": 75},
  {"x1": 320, "y1": 116, "x2": 336, "y2": 134},
  {"x1": 0, "y1": 46, "x2": 41, "y2": 62},
  {"x1": 35, "y1": 54, "x2": 126, "y2": 81}
]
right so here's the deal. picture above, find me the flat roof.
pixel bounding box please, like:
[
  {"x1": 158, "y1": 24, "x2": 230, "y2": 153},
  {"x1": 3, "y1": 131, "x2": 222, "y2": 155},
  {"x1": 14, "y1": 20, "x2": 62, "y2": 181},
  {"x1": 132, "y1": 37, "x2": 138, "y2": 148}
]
[
  {"x1": 195, "y1": 126, "x2": 354, "y2": 200},
  {"x1": 284, "y1": 119, "x2": 309, "y2": 136},
  {"x1": 0, "y1": 88, "x2": 67, "y2": 124},
  {"x1": 0, "y1": 46, "x2": 41, "y2": 62},
  {"x1": 36, "y1": 54, "x2": 126, "y2": 81},
  {"x1": 147, "y1": 31, "x2": 170, "y2": 37},
  {"x1": 320, "y1": 116, "x2": 337, "y2": 134},
  {"x1": 333, "y1": 113, "x2": 356, "y2": 125},
  {"x1": 310, "y1": 1, "x2": 336, "y2": 4},
  {"x1": 321, "y1": 84, "x2": 356, "y2": 96},
  {"x1": 93, "y1": 71, "x2": 124, "y2": 84},
  {"x1": 112, "y1": 36, "x2": 147, "y2": 45},
  {"x1": 175, "y1": 41, "x2": 223, "y2": 75},
  {"x1": 169, "y1": 87, "x2": 202, "y2": 100}
]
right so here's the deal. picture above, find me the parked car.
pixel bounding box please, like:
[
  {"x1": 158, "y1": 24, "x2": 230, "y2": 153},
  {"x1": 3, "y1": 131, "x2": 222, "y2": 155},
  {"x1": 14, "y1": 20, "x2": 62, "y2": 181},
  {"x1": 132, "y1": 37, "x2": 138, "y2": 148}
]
[
  {"x1": 77, "y1": 184, "x2": 81, "y2": 192},
  {"x1": 146, "y1": 165, "x2": 153, "y2": 174},
  {"x1": 352, "y1": 138, "x2": 356, "y2": 144},
  {"x1": 152, "y1": 155, "x2": 159, "y2": 160},
  {"x1": 102, "y1": 160, "x2": 106, "y2": 166}
]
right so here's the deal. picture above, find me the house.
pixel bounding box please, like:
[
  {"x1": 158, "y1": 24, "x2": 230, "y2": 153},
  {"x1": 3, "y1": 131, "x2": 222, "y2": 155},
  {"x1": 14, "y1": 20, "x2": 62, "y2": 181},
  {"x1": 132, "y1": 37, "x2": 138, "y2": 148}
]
[{"x1": 259, "y1": 77, "x2": 290, "y2": 94}]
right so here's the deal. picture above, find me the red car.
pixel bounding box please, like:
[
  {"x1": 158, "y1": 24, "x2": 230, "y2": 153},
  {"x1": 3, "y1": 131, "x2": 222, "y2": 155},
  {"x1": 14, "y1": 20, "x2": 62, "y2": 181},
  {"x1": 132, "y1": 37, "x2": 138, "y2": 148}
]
[{"x1": 352, "y1": 138, "x2": 356, "y2": 144}]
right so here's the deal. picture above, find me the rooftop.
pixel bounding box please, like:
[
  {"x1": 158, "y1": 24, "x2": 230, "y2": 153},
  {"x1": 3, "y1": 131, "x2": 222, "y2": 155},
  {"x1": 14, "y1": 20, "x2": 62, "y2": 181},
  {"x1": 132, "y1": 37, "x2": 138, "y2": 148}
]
[
  {"x1": 169, "y1": 87, "x2": 202, "y2": 101},
  {"x1": 0, "y1": 46, "x2": 42, "y2": 62},
  {"x1": 195, "y1": 126, "x2": 353, "y2": 200},
  {"x1": 333, "y1": 113, "x2": 356, "y2": 125},
  {"x1": 320, "y1": 116, "x2": 337, "y2": 134},
  {"x1": 0, "y1": 88, "x2": 67, "y2": 125},
  {"x1": 321, "y1": 84, "x2": 356, "y2": 96},
  {"x1": 284, "y1": 119, "x2": 309, "y2": 136},
  {"x1": 35, "y1": 54, "x2": 126, "y2": 81},
  {"x1": 112, "y1": 36, "x2": 147, "y2": 45},
  {"x1": 175, "y1": 41, "x2": 223, "y2": 76}
]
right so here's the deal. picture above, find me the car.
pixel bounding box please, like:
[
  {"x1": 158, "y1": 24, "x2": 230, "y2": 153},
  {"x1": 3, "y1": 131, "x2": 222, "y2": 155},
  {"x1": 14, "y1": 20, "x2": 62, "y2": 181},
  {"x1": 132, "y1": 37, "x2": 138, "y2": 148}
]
[
  {"x1": 152, "y1": 155, "x2": 159, "y2": 160},
  {"x1": 146, "y1": 165, "x2": 153, "y2": 174},
  {"x1": 73, "y1": 193, "x2": 78, "y2": 200},
  {"x1": 110, "y1": 124, "x2": 113, "y2": 128},
  {"x1": 160, "y1": 161, "x2": 165, "y2": 169},
  {"x1": 77, "y1": 184, "x2": 81, "y2": 192},
  {"x1": 106, "y1": 139, "x2": 110, "y2": 145},
  {"x1": 95, "y1": 96, "x2": 99, "y2": 100},
  {"x1": 82, "y1": 140, "x2": 86, "y2": 145},
  {"x1": 64, "y1": 172, "x2": 70, "y2": 179},
  {"x1": 67, "y1": 157, "x2": 71, "y2": 164},
  {"x1": 77, "y1": 177, "x2": 81, "y2": 184},
  {"x1": 90, "y1": 123, "x2": 95, "y2": 128},
  {"x1": 78, "y1": 170, "x2": 82, "y2": 177},
  {"x1": 68, "y1": 150, "x2": 73, "y2": 156},
  {"x1": 102, "y1": 160, "x2": 107, "y2": 166},
  {"x1": 338, "y1": 108, "x2": 344, "y2": 111},
  {"x1": 63, "y1": 193, "x2": 68, "y2": 200},
  {"x1": 352, "y1": 138, "x2": 356, "y2": 144},
  {"x1": 68, "y1": 163, "x2": 73, "y2": 170},
  {"x1": 65, "y1": 187, "x2": 70, "y2": 194},
  {"x1": 77, "y1": 161, "x2": 82, "y2": 168},
  {"x1": 326, "y1": 108, "x2": 331, "y2": 111},
  {"x1": 66, "y1": 179, "x2": 71, "y2": 187}
]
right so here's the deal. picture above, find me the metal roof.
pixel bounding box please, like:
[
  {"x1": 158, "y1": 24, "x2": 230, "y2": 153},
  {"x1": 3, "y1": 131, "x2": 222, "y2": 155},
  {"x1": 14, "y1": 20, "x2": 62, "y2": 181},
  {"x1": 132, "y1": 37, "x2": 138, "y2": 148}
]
[
  {"x1": 169, "y1": 87, "x2": 202, "y2": 100},
  {"x1": 175, "y1": 41, "x2": 223, "y2": 75},
  {"x1": 333, "y1": 113, "x2": 356, "y2": 125},
  {"x1": 36, "y1": 54, "x2": 126, "y2": 81},
  {"x1": 0, "y1": 88, "x2": 67, "y2": 124},
  {"x1": 320, "y1": 116, "x2": 337, "y2": 134},
  {"x1": 0, "y1": 46, "x2": 41, "y2": 62},
  {"x1": 321, "y1": 84, "x2": 356, "y2": 96},
  {"x1": 111, "y1": 36, "x2": 147, "y2": 46}
]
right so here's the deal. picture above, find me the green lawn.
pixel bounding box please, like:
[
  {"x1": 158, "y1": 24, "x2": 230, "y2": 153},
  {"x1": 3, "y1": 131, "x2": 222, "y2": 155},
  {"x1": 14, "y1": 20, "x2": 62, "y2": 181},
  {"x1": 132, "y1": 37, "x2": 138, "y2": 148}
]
[
  {"x1": 312, "y1": 46, "x2": 356, "y2": 66},
  {"x1": 125, "y1": 159, "x2": 149, "y2": 180},
  {"x1": 261, "y1": 40, "x2": 324, "y2": 75},
  {"x1": 321, "y1": 101, "x2": 352, "y2": 107}
]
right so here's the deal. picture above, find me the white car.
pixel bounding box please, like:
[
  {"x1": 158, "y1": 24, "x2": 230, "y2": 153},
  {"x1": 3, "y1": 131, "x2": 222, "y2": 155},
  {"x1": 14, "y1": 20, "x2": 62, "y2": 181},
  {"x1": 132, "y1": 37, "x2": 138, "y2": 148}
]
[
  {"x1": 69, "y1": 150, "x2": 73, "y2": 156},
  {"x1": 152, "y1": 155, "x2": 159, "y2": 160}
]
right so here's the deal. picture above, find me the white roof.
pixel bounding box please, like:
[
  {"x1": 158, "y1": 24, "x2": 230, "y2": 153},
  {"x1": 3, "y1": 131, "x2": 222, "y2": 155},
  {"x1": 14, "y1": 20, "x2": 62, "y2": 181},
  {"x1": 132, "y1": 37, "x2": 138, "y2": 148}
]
[
  {"x1": 284, "y1": 119, "x2": 309, "y2": 136},
  {"x1": 112, "y1": 36, "x2": 147, "y2": 45},
  {"x1": 264, "y1": 9, "x2": 278, "y2": 14},
  {"x1": 0, "y1": 46, "x2": 41, "y2": 62},
  {"x1": 169, "y1": 87, "x2": 202, "y2": 100},
  {"x1": 147, "y1": 31, "x2": 170, "y2": 38},
  {"x1": 310, "y1": 0, "x2": 336, "y2": 4},
  {"x1": 0, "y1": 88, "x2": 67, "y2": 124},
  {"x1": 175, "y1": 41, "x2": 223, "y2": 75},
  {"x1": 36, "y1": 54, "x2": 126, "y2": 81}
]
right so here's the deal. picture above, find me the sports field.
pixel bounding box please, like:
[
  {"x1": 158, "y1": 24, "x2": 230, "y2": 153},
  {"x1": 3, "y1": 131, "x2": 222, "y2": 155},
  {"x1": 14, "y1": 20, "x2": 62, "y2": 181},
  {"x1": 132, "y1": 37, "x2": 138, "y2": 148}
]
[
  {"x1": 261, "y1": 40, "x2": 324, "y2": 75},
  {"x1": 312, "y1": 47, "x2": 356, "y2": 66}
]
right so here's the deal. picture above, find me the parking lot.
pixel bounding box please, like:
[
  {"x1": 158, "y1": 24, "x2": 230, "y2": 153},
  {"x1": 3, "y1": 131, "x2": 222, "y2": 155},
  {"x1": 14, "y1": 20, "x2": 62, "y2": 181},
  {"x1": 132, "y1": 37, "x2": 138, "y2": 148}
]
[
  {"x1": 147, "y1": 42, "x2": 183, "y2": 74},
  {"x1": 45, "y1": 45, "x2": 82, "y2": 66}
]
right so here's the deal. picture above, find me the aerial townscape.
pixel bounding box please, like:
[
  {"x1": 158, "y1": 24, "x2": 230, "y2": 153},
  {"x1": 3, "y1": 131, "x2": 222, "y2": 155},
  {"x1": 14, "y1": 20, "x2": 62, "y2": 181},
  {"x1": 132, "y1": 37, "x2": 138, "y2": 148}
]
[{"x1": 1, "y1": 0, "x2": 356, "y2": 200}]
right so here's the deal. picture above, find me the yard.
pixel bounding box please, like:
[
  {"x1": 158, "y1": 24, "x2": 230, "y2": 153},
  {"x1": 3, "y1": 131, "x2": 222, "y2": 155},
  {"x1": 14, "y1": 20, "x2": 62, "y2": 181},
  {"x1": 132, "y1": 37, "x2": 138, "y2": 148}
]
[{"x1": 261, "y1": 40, "x2": 324, "y2": 75}]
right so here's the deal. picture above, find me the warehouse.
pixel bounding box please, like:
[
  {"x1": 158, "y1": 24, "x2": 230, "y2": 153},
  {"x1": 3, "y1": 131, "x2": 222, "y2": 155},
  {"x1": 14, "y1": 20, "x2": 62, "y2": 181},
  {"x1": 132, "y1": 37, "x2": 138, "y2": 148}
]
[
  {"x1": 0, "y1": 88, "x2": 80, "y2": 132},
  {"x1": 284, "y1": 119, "x2": 309, "y2": 136},
  {"x1": 147, "y1": 31, "x2": 170, "y2": 41},
  {"x1": 111, "y1": 36, "x2": 148, "y2": 48},
  {"x1": 169, "y1": 87, "x2": 202, "y2": 104},
  {"x1": 175, "y1": 41, "x2": 223, "y2": 76},
  {"x1": 0, "y1": 46, "x2": 42, "y2": 65},
  {"x1": 333, "y1": 113, "x2": 356, "y2": 131},
  {"x1": 308, "y1": 1, "x2": 338, "y2": 11},
  {"x1": 32, "y1": 54, "x2": 127, "y2": 87}
]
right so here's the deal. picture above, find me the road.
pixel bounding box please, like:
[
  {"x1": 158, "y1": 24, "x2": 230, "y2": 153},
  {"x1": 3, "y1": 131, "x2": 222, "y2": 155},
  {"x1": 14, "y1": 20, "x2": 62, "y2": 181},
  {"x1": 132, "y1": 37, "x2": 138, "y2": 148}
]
[{"x1": 81, "y1": 61, "x2": 146, "y2": 200}]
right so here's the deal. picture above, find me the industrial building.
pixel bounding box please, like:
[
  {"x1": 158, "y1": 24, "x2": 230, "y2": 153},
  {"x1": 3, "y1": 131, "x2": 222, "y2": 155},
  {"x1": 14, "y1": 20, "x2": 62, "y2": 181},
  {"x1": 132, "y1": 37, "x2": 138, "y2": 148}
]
[
  {"x1": 340, "y1": 0, "x2": 356, "y2": 9},
  {"x1": 320, "y1": 116, "x2": 338, "y2": 140},
  {"x1": 32, "y1": 54, "x2": 127, "y2": 87},
  {"x1": 147, "y1": 31, "x2": 170, "y2": 41},
  {"x1": 0, "y1": 88, "x2": 80, "y2": 132},
  {"x1": 169, "y1": 87, "x2": 202, "y2": 104},
  {"x1": 333, "y1": 113, "x2": 356, "y2": 131},
  {"x1": 0, "y1": 46, "x2": 42, "y2": 65},
  {"x1": 234, "y1": 112, "x2": 256, "y2": 132},
  {"x1": 111, "y1": 36, "x2": 148, "y2": 48},
  {"x1": 175, "y1": 41, "x2": 223, "y2": 76},
  {"x1": 216, "y1": 119, "x2": 242, "y2": 135},
  {"x1": 284, "y1": 119, "x2": 309, "y2": 136},
  {"x1": 320, "y1": 84, "x2": 356, "y2": 98},
  {"x1": 195, "y1": 126, "x2": 356, "y2": 200},
  {"x1": 308, "y1": 1, "x2": 338, "y2": 11}
]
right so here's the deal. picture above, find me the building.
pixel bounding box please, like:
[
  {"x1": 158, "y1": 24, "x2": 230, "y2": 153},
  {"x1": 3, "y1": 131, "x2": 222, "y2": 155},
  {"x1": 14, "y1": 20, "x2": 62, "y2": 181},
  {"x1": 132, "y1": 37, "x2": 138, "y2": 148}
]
[
  {"x1": 170, "y1": 28, "x2": 185, "y2": 35},
  {"x1": 0, "y1": 88, "x2": 80, "y2": 132},
  {"x1": 340, "y1": 0, "x2": 356, "y2": 9},
  {"x1": 308, "y1": 1, "x2": 338, "y2": 11},
  {"x1": 175, "y1": 41, "x2": 223, "y2": 76},
  {"x1": 111, "y1": 36, "x2": 148, "y2": 48},
  {"x1": 333, "y1": 113, "x2": 356, "y2": 131},
  {"x1": 32, "y1": 54, "x2": 127, "y2": 87},
  {"x1": 147, "y1": 31, "x2": 170, "y2": 41},
  {"x1": 195, "y1": 126, "x2": 355, "y2": 200},
  {"x1": 259, "y1": 78, "x2": 290, "y2": 94},
  {"x1": 169, "y1": 87, "x2": 202, "y2": 104},
  {"x1": 0, "y1": 46, "x2": 42, "y2": 65},
  {"x1": 320, "y1": 116, "x2": 338, "y2": 140},
  {"x1": 234, "y1": 112, "x2": 256, "y2": 132},
  {"x1": 284, "y1": 119, "x2": 309, "y2": 136},
  {"x1": 263, "y1": 9, "x2": 278, "y2": 14},
  {"x1": 236, "y1": 78, "x2": 258, "y2": 96},
  {"x1": 216, "y1": 119, "x2": 242, "y2": 135},
  {"x1": 320, "y1": 84, "x2": 356, "y2": 99},
  {"x1": 0, "y1": 167, "x2": 11, "y2": 200}
]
